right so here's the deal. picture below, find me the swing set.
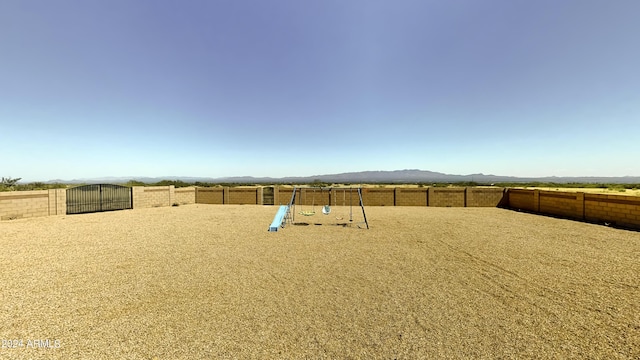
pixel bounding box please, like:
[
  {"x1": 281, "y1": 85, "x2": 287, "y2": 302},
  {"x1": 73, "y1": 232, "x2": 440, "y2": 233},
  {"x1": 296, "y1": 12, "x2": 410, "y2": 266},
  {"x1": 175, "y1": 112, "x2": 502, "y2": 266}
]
[{"x1": 285, "y1": 187, "x2": 369, "y2": 229}]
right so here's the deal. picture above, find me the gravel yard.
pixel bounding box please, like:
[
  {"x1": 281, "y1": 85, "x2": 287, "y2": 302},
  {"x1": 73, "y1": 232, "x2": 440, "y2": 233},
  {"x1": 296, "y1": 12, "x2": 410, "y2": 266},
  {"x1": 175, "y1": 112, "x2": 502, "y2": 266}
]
[{"x1": 1, "y1": 205, "x2": 639, "y2": 359}]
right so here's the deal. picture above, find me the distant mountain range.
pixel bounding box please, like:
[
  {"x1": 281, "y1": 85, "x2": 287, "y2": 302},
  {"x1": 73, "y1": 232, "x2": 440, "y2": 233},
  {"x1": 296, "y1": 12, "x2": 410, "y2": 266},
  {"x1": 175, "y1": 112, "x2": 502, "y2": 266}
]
[{"x1": 43, "y1": 169, "x2": 640, "y2": 184}]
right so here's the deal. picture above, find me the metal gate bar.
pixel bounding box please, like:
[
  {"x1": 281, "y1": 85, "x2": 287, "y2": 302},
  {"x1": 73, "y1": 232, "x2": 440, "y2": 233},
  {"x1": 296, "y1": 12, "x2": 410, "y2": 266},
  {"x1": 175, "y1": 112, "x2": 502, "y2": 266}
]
[{"x1": 66, "y1": 184, "x2": 132, "y2": 215}]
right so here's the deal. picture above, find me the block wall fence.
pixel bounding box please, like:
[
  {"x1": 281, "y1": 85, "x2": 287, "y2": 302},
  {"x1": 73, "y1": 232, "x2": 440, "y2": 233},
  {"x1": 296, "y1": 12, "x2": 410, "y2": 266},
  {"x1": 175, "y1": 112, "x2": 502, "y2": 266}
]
[
  {"x1": 132, "y1": 186, "x2": 197, "y2": 208},
  {"x1": 1, "y1": 186, "x2": 639, "y2": 230},
  {"x1": 507, "y1": 189, "x2": 640, "y2": 230},
  {"x1": 0, "y1": 189, "x2": 66, "y2": 220}
]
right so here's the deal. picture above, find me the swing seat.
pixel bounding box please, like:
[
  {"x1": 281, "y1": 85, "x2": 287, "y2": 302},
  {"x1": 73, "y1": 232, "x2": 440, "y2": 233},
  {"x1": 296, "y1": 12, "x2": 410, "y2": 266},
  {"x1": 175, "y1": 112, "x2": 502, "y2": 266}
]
[
  {"x1": 322, "y1": 205, "x2": 331, "y2": 215},
  {"x1": 299, "y1": 210, "x2": 316, "y2": 216}
]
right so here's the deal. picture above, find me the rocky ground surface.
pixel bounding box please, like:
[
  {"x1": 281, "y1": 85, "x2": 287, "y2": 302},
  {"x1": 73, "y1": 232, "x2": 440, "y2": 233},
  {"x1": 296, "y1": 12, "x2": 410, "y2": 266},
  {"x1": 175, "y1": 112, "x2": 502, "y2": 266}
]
[{"x1": 1, "y1": 205, "x2": 638, "y2": 359}]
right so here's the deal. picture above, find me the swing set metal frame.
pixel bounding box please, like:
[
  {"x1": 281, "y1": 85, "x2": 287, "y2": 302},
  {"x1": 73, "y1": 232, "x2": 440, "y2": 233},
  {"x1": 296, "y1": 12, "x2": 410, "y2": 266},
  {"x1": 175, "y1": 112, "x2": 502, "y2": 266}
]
[{"x1": 285, "y1": 186, "x2": 369, "y2": 229}]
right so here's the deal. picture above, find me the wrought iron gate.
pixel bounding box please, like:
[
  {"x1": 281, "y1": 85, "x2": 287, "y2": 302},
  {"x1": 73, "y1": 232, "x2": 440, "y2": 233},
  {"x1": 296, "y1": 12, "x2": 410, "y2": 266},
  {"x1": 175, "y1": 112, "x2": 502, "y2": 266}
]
[
  {"x1": 66, "y1": 184, "x2": 132, "y2": 214},
  {"x1": 263, "y1": 186, "x2": 275, "y2": 205}
]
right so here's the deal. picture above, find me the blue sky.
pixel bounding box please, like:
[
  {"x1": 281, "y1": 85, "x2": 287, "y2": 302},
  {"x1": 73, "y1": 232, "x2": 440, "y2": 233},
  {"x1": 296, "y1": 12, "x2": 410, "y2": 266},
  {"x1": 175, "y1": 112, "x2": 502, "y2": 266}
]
[{"x1": 1, "y1": 0, "x2": 638, "y2": 182}]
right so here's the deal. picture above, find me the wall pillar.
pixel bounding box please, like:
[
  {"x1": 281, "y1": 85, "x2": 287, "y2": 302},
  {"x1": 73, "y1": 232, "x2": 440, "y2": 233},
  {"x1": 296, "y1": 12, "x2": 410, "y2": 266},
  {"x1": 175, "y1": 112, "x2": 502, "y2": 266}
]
[
  {"x1": 169, "y1": 185, "x2": 175, "y2": 206},
  {"x1": 576, "y1": 192, "x2": 585, "y2": 220},
  {"x1": 132, "y1": 187, "x2": 142, "y2": 209},
  {"x1": 257, "y1": 187, "x2": 263, "y2": 205},
  {"x1": 427, "y1": 187, "x2": 434, "y2": 207},
  {"x1": 501, "y1": 188, "x2": 509, "y2": 208},
  {"x1": 58, "y1": 188, "x2": 66, "y2": 215},
  {"x1": 533, "y1": 190, "x2": 540, "y2": 212},
  {"x1": 48, "y1": 189, "x2": 66, "y2": 215},
  {"x1": 223, "y1": 187, "x2": 230, "y2": 205},
  {"x1": 464, "y1": 187, "x2": 468, "y2": 207}
]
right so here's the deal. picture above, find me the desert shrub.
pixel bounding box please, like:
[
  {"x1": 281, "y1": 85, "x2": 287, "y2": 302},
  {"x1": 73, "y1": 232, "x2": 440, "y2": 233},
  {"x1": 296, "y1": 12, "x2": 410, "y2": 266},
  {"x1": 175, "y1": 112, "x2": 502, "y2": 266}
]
[
  {"x1": 1, "y1": 177, "x2": 21, "y2": 191},
  {"x1": 124, "y1": 180, "x2": 147, "y2": 187},
  {"x1": 154, "y1": 180, "x2": 192, "y2": 188}
]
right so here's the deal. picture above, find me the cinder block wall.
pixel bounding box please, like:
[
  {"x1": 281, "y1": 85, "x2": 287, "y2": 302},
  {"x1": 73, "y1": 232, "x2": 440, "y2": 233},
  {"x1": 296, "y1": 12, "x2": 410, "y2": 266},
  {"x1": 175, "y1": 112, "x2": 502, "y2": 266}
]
[
  {"x1": 0, "y1": 189, "x2": 66, "y2": 220},
  {"x1": 329, "y1": 188, "x2": 361, "y2": 206},
  {"x1": 506, "y1": 189, "x2": 537, "y2": 212},
  {"x1": 395, "y1": 188, "x2": 428, "y2": 206},
  {"x1": 132, "y1": 186, "x2": 172, "y2": 208},
  {"x1": 272, "y1": 186, "x2": 507, "y2": 207},
  {"x1": 507, "y1": 189, "x2": 640, "y2": 230},
  {"x1": 174, "y1": 187, "x2": 196, "y2": 205},
  {"x1": 585, "y1": 194, "x2": 640, "y2": 229},
  {"x1": 429, "y1": 188, "x2": 466, "y2": 207},
  {"x1": 228, "y1": 188, "x2": 260, "y2": 205},
  {"x1": 4, "y1": 186, "x2": 637, "y2": 230},
  {"x1": 294, "y1": 188, "x2": 330, "y2": 206},
  {"x1": 466, "y1": 188, "x2": 506, "y2": 207},
  {"x1": 48, "y1": 189, "x2": 67, "y2": 215},
  {"x1": 361, "y1": 188, "x2": 395, "y2": 206},
  {"x1": 195, "y1": 188, "x2": 224, "y2": 204},
  {"x1": 276, "y1": 187, "x2": 294, "y2": 205},
  {"x1": 539, "y1": 191, "x2": 581, "y2": 220}
]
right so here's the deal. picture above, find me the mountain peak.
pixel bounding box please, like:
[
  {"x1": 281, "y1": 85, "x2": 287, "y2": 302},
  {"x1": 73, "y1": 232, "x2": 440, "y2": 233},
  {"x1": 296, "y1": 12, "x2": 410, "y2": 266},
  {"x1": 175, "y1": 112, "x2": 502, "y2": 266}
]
[{"x1": 39, "y1": 170, "x2": 640, "y2": 184}]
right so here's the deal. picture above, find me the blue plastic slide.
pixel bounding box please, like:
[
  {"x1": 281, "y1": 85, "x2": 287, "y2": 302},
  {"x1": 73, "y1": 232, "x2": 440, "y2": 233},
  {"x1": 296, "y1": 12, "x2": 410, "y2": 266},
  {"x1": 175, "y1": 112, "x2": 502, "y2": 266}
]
[{"x1": 268, "y1": 205, "x2": 289, "y2": 232}]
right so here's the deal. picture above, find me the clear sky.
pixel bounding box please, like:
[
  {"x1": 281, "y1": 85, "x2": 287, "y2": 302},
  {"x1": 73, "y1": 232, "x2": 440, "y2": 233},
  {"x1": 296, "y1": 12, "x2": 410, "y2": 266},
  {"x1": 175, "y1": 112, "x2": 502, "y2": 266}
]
[{"x1": 1, "y1": 0, "x2": 639, "y2": 182}]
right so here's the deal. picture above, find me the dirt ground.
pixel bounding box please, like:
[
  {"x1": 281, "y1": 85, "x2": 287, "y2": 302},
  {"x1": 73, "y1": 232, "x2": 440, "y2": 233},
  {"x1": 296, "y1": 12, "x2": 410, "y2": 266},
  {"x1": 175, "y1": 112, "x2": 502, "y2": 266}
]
[{"x1": 1, "y1": 205, "x2": 639, "y2": 359}]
